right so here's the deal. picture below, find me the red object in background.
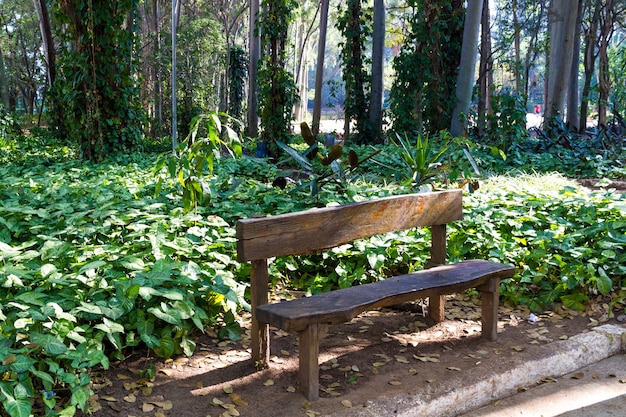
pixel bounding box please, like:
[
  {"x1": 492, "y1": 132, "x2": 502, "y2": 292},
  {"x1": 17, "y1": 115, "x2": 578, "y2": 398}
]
[{"x1": 534, "y1": 105, "x2": 540, "y2": 114}]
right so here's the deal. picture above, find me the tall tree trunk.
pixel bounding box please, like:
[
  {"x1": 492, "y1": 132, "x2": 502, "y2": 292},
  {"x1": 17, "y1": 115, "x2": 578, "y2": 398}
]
[
  {"x1": 153, "y1": 0, "x2": 163, "y2": 135},
  {"x1": 545, "y1": 0, "x2": 580, "y2": 120},
  {"x1": 247, "y1": 0, "x2": 261, "y2": 138},
  {"x1": 512, "y1": 0, "x2": 522, "y2": 94},
  {"x1": 579, "y1": 0, "x2": 601, "y2": 132},
  {"x1": 597, "y1": 0, "x2": 613, "y2": 127},
  {"x1": 566, "y1": 0, "x2": 584, "y2": 130},
  {"x1": 312, "y1": 0, "x2": 329, "y2": 135},
  {"x1": 368, "y1": 0, "x2": 385, "y2": 142},
  {"x1": 0, "y1": 47, "x2": 8, "y2": 109},
  {"x1": 32, "y1": 0, "x2": 61, "y2": 126},
  {"x1": 450, "y1": 0, "x2": 483, "y2": 137},
  {"x1": 523, "y1": 0, "x2": 547, "y2": 108},
  {"x1": 477, "y1": 0, "x2": 492, "y2": 137}
]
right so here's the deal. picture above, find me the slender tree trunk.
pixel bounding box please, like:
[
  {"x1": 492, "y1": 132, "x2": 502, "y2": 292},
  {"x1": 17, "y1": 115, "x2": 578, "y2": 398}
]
[
  {"x1": 312, "y1": 0, "x2": 329, "y2": 135},
  {"x1": 545, "y1": 0, "x2": 580, "y2": 120},
  {"x1": 597, "y1": 0, "x2": 613, "y2": 127},
  {"x1": 566, "y1": 0, "x2": 584, "y2": 130},
  {"x1": 512, "y1": 0, "x2": 522, "y2": 94},
  {"x1": 580, "y1": 0, "x2": 601, "y2": 132},
  {"x1": 247, "y1": 0, "x2": 261, "y2": 138},
  {"x1": 0, "y1": 47, "x2": 8, "y2": 109},
  {"x1": 153, "y1": 0, "x2": 163, "y2": 135},
  {"x1": 477, "y1": 0, "x2": 492, "y2": 137},
  {"x1": 368, "y1": 0, "x2": 385, "y2": 142},
  {"x1": 450, "y1": 0, "x2": 483, "y2": 137}
]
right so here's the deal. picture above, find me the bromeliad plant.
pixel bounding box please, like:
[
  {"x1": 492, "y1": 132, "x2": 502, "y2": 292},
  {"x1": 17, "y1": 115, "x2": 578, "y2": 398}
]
[
  {"x1": 389, "y1": 131, "x2": 453, "y2": 189},
  {"x1": 274, "y1": 122, "x2": 381, "y2": 197}
]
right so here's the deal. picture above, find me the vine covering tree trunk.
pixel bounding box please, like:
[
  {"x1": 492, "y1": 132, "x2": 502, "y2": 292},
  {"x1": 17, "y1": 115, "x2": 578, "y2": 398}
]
[
  {"x1": 258, "y1": 0, "x2": 298, "y2": 155},
  {"x1": 53, "y1": 0, "x2": 144, "y2": 161},
  {"x1": 597, "y1": 0, "x2": 614, "y2": 127},
  {"x1": 247, "y1": 0, "x2": 261, "y2": 138},
  {"x1": 389, "y1": 0, "x2": 464, "y2": 135},
  {"x1": 337, "y1": 0, "x2": 372, "y2": 144},
  {"x1": 477, "y1": 0, "x2": 493, "y2": 137}
]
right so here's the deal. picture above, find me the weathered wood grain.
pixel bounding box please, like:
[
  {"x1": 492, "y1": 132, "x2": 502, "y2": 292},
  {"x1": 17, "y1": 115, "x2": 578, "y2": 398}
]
[
  {"x1": 255, "y1": 260, "x2": 515, "y2": 333},
  {"x1": 236, "y1": 189, "x2": 462, "y2": 262}
]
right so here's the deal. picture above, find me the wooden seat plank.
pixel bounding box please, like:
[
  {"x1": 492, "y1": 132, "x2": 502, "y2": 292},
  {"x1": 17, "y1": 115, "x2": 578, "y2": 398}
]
[{"x1": 256, "y1": 260, "x2": 514, "y2": 332}]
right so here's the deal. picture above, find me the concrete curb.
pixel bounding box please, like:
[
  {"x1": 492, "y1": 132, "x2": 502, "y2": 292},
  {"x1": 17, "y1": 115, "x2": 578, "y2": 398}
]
[{"x1": 330, "y1": 324, "x2": 626, "y2": 417}]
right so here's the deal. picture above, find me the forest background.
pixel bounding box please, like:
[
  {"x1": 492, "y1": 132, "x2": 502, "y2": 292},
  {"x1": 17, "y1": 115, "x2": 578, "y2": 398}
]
[{"x1": 0, "y1": 0, "x2": 626, "y2": 416}]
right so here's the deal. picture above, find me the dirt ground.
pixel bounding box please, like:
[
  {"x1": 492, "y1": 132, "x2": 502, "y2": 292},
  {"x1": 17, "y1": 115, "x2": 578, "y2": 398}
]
[
  {"x1": 78, "y1": 292, "x2": 621, "y2": 417},
  {"x1": 72, "y1": 180, "x2": 626, "y2": 417}
]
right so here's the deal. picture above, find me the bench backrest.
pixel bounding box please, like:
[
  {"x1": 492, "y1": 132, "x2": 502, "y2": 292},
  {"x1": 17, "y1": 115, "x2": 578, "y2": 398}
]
[{"x1": 236, "y1": 189, "x2": 462, "y2": 262}]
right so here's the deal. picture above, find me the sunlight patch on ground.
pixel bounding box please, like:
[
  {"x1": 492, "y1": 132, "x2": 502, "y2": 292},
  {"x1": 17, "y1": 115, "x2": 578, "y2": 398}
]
[{"x1": 481, "y1": 172, "x2": 584, "y2": 195}]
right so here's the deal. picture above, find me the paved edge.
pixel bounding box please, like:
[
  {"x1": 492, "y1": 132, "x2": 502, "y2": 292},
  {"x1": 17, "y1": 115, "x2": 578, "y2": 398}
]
[{"x1": 330, "y1": 324, "x2": 626, "y2": 417}]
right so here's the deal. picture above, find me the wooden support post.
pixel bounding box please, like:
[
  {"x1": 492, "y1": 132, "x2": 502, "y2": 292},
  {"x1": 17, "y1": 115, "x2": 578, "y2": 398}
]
[
  {"x1": 298, "y1": 324, "x2": 320, "y2": 401},
  {"x1": 429, "y1": 224, "x2": 447, "y2": 265},
  {"x1": 250, "y1": 259, "x2": 270, "y2": 368},
  {"x1": 478, "y1": 277, "x2": 499, "y2": 341},
  {"x1": 429, "y1": 295, "x2": 445, "y2": 322},
  {"x1": 428, "y1": 224, "x2": 446, "y2": 321}
]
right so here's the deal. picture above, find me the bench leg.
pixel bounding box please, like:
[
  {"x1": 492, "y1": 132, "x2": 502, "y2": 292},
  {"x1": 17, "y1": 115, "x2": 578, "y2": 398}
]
[
  {"x1": 251, "y1": 260, "x2": 270, "y2": 368},
  {"x1": 478, "y1": 277, "x2": 500, "y2": 341},
  {"x1": 429, "y1": 295, "x2": 445, "y2": 322},
  {"x1": 298, "y1": 324, "x2": 320, "y2": 401}
]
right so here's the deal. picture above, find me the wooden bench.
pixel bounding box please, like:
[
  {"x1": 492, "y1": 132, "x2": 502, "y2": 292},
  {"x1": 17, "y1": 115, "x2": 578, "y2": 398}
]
[{"x1": 236, "y1": 189, "x2": 515, "y2": 400}]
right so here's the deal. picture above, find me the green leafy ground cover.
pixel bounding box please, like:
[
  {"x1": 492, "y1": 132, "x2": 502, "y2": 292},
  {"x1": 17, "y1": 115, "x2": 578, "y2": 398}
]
[{"x1": 0, "y1": 132, "x2": 625, "y2": 416}]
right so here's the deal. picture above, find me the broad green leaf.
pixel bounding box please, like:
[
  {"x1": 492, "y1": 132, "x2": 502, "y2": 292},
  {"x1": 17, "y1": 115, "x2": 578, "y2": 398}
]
[
  {"x1": 30, "y1": 333, "x2": 67, "y2": 355},
  {"x1": 78, "y1": 260, "x2": 107, "y2": 274},
  {"x1": 40, "y1": 263, "x2": 57, "y2": 278},
  {"x1": 9, "y1": 356, "x2": 35, "y2": 374},
  {"x1": 3, "y1": 397, "x2": 32, "y2": 417},
  {"x1": 94, "y1": 318, "x2": 124, "y2": 334},
  {"x1": 595, "y1": 267, "x2": 613, "y2": 295},
  {"x1": 153, "y1": 336, "x2": 176, "y2": 358},
  {"x1": 147, "y1": 305, "x2": 182, "y2": 325}
]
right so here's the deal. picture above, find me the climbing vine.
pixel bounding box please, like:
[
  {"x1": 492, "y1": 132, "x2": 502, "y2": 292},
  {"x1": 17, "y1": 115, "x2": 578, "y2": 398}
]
[
  {"x1": 336, "y1": 0, "x2": 373, "y2": 144},
  {"x1": 258, "y1": 0, "x2": 298, "y2": 156},
  {"x1": 228, "y1": 45, "x2": 248, "y2": 122},
  {"x1": 52, "y1": 0, "x2": 145, "y2": 162},
  {"x1": 389, "y1": 0, "x2": 464, "y2": 135}
]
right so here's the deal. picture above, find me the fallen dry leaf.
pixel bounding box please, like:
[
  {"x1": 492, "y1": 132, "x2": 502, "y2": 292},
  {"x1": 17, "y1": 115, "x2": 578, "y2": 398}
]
[
  {"x1": 571, "y1": 372, "x2": 585, "y2": 380},
  {"x1": 447, "y1": 367, "x2": 462, "y2": 372},
  {"x1": 341, "y1": 400, "x2": 353, "y2": 408},
  {"x1": 116, "y1": 374, "x2": 131, "y2": 380},
  {"x1": 388, "y1": 380, "x2": 401, "y2": 386},
  {"x1": 229, "y1": 393, "x2": 248, "y2": 406},
  {"x1": 149, "y1": 400, "x2": 173, "y2": 410},
  {"x1": 223, "y1": 385, "x2": 234, "y2": 394},
  {"x1": 263, "y1": 379, "x2": 274, "y2": 386},
  {"x1": 142, "y1": 403, "x2": 155, "y2": 412},
  {"x1": 287, "y1": 386, "x2": 296, "y2": 393},
  {"x1": 100, "y1": 396, "x2": 117, "y2": 402},
  {"x1": 123, "y1": 394, "x2": 136, "y2": 403}
]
